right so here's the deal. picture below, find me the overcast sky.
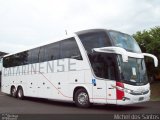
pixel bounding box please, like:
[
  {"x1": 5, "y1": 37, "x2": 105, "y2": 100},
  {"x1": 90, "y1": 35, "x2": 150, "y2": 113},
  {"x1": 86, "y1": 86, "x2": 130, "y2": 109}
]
[{"x1": 0, "y1": 0, "x2": 160, "y2": 53}]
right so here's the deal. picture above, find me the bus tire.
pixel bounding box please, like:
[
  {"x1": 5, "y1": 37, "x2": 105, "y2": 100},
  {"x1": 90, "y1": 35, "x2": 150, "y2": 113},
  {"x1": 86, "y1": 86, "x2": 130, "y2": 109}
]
[
  {"x1": 74, "y1": 88, "x2": 90, "y2": 108},
  {"x1": 11, "y1": 86, "x2": 17, "y2": 98},
  {"x1": 17, "y1": 87, "x2": 24, "y2": 100}
]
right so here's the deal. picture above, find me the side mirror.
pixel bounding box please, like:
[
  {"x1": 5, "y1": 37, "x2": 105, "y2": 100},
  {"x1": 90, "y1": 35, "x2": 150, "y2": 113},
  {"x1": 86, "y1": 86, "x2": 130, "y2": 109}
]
[
  {"x1": 93, "y1": 47, "x2": 128, "y2": 62},
  {"x1": 142, "y1": 53, "x2": 158, "y2": 67}
]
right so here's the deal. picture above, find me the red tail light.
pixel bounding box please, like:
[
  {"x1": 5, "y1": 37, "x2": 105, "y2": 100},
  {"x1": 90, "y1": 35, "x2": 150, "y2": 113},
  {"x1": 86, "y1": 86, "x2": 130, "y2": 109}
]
[{"x1": 116, "y1": 82, "x2": 124, "y2": 100}]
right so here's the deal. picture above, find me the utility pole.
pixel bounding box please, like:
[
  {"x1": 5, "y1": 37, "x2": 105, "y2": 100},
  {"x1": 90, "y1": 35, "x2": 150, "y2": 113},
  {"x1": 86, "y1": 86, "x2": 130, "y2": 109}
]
[{"x1": 65, "y1": 30, "x2": 67, "y2": 35}]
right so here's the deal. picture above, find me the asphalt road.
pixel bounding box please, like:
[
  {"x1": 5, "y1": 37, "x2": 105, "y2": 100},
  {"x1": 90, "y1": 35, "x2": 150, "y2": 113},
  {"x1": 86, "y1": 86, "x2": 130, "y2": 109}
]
[
  {"x1": 0, "y1": 91, "x2": 160, "y2": 114},
  {"x1": 0, "y1": 91, "x2": 160, "y2": 120}
]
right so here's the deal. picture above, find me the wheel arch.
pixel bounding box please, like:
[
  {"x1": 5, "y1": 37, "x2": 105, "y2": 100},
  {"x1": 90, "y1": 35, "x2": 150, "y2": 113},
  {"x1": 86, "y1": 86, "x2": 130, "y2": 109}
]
[
  {"x1": 17, "y1": 85, "x2": 23, "y2": 90},
  {"x1": 73, "y1": 85, "x2": 91, "y2": 102}
]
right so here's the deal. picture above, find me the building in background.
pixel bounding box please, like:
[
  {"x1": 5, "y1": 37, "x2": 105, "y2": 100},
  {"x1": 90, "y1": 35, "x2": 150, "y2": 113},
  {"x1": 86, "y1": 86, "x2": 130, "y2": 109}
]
[
  {"x1": 0, "y1": 51, "x2": 8, "y2": 86},
  {"x1": 0, "y1": 51, "x2": 7, "y2": 57},
  {"x1": 0, "y1": 51, "x2": 8, "y2": 69}
]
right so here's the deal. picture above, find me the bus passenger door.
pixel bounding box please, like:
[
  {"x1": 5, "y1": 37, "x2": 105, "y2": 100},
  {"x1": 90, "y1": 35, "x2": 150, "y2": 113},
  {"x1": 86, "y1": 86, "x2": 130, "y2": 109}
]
[
  {"x1": 106, "y1": 81, "x2": 116, "y2": 104},
  {"x1": 92, "y1": 79, "x2": 107, "y2": 104}
]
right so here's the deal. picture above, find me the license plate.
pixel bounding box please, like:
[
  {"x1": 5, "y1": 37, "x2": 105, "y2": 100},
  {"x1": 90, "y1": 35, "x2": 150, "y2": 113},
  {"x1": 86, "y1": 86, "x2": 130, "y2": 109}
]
[{"x1": 139, "y1": 97, "x2": 144, "y2": 101}]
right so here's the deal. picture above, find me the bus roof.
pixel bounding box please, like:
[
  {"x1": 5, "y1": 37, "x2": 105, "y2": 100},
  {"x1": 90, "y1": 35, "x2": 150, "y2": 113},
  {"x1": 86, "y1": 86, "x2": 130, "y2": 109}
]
[
  {"x1": 3, "y1": 29, "x2": 128, "y2": 58},
  {"x1": 3, "y1": 34, "x2": 75, "y2": 58}
]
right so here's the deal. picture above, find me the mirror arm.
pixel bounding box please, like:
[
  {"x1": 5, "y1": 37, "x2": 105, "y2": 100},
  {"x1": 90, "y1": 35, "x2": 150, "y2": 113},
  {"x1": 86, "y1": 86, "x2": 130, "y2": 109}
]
[
  {"x1": 142, "y1": 53, "x2": 158, "y2": 67},
  {"x1": 93, "y1": 47, "x2": 128, "y2": 62}
]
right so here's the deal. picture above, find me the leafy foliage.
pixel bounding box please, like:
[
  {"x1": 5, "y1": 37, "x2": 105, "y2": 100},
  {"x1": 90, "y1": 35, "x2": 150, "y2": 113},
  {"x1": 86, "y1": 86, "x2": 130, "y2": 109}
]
[{"x1": 133, "y1": 26, "x2": 160, "y2": 79}]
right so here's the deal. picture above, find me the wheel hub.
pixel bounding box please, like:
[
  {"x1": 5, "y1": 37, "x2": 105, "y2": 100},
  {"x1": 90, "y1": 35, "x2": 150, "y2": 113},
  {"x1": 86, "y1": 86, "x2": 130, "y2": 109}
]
[{"x1": 78, "y1": 92, "x2": 88, "y2": 105}]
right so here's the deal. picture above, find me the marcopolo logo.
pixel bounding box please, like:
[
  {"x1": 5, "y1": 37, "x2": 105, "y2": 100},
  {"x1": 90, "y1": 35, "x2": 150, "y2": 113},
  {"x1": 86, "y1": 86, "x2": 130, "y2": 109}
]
[{"x1": 3, "y1": 59, "x2": 77, "y2": 76}]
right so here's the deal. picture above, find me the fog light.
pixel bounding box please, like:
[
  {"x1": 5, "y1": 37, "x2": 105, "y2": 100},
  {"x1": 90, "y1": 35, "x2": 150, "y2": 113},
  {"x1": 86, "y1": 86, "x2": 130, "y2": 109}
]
[{"x1": 122, "y1": 97, "x2": 130, "y2": 101}]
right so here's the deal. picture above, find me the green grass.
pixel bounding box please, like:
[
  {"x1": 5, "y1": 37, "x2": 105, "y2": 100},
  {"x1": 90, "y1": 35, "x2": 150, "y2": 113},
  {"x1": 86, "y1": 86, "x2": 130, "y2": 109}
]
[{"x1": 150, "y1": 81, "x2": 160, "y2": 101}]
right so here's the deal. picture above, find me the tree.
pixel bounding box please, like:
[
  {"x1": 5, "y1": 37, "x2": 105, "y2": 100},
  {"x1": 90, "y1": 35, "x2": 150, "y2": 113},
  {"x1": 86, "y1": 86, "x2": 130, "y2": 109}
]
[{"x1": 133, "y1": 26, "x2": 160, "y2": 81}]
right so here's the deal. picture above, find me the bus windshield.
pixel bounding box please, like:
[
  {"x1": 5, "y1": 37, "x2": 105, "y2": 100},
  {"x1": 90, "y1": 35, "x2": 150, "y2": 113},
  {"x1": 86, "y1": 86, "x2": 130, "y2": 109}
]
[
  {"x1": 118, "y1": 56, "x2": 148, "y2": 85},
  {"x1": 108, "y1": 31, "x2": 142, "y2": 53}
]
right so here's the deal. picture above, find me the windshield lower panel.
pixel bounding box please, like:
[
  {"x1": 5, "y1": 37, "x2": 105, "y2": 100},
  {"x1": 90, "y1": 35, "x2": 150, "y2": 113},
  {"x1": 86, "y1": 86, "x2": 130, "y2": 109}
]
[{"x1": 118, "y1": 56, "x2": 148, "y2": 86}]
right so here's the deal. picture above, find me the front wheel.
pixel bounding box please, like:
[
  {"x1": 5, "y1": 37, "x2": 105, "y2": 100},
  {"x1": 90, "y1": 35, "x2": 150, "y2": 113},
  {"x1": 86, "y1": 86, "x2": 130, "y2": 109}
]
[{"x1": 75, "y1": 89, "x2": 90, "y2": 108}]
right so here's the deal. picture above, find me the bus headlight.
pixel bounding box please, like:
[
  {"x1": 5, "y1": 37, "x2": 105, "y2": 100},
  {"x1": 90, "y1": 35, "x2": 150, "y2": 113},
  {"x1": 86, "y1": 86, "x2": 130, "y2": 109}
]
[
  {"x1": 117, "y1": 87, "x2": 133, "y2": 94},
  {"x1": 113, "y1": 85, "x2": 133, "y2": 94},
  {"x1": 123, "y1": 88, "x2": 133, "y2": 94}
]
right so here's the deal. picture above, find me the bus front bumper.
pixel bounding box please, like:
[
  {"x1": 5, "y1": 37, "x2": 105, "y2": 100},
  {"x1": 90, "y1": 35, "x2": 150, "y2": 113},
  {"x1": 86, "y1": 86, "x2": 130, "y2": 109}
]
[{"x1": 116, "y1": 90, "x2": 150, "y2": 105}]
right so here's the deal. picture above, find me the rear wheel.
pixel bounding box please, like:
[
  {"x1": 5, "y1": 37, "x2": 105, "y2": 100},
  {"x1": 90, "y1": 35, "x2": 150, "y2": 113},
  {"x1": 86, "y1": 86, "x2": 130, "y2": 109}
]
[
  {"x1": 74, "y1": 89, "x2": 90, "y2": 108},
  {"x1": 17, "y1": 87, "x2": 24, "y2": 99},
  {"x1": 11, "y1": 86, "x2": 17, "y2": 98}
]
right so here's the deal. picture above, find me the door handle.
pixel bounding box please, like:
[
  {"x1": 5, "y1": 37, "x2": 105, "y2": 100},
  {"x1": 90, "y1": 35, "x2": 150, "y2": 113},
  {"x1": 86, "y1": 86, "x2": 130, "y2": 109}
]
[
  {"x1": 97, "y1": 88, "x2": 102, "y2": 89},
  {"x1": 109, "y1": 85, "x2": 116, "y2": 89},
  {"x1": 109, "y1": 87, "x2": 114, "y2": 89}
]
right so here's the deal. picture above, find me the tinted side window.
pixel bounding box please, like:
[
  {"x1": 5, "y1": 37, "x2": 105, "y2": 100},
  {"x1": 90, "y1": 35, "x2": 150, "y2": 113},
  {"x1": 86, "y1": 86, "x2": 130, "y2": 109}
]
[
  {"x1": 3, "y1": 58, "x2": 7, "y2": 67},
  {"x1": 3, "y1": 51, "x2": 29, "y2": 67},
  {"x1": 39, "y1": 46, "x2": 46, "y2": 62},
  {"x1": 27, "y1": 51, "x2": 32, "y2": 64},
  {"x1": 60, "y1": 38, "x2": 82, "y2": 60},
  {"x1": 46, "y1": 42, "x2": 60, "y2": 61},
  {"x1": 78, "y1": 32, "x2": 111, "y2": 53},
  {"x1": 28, "y1": 48, "x2": 40, "y2": 64},
  {"x1": 33, "y1": 48, "x2": 40, "y2": 63},
  {"x1": 13, "y1": 54, "x2": 21, "y2": 66},
  {"x1": 3, "y1": 56, "x2": 13, "y2": 68},
  {"x1": 89, "y1": 53, "x2": 118, "y2": 80},
  {"x1": 21, "y1": 51, "x2": 29, "y2": 65}
]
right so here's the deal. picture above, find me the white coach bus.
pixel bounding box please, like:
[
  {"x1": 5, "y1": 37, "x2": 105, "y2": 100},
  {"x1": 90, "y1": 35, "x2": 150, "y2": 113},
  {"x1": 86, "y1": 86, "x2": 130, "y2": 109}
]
[{"x1": 1, "y1": 29, "x2": 158, "y2": 108}]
